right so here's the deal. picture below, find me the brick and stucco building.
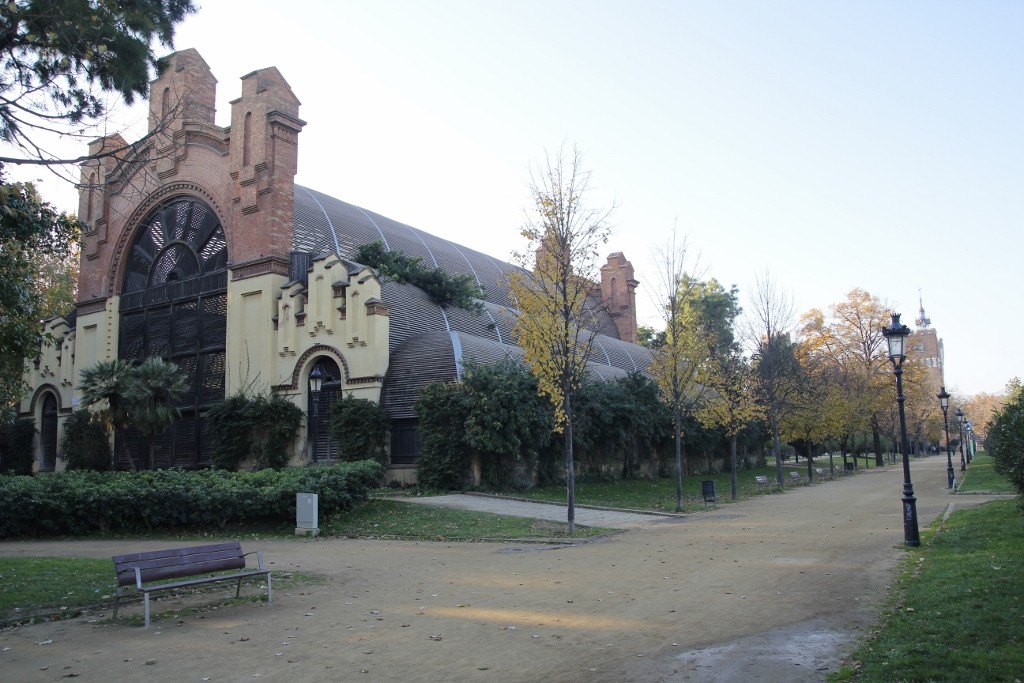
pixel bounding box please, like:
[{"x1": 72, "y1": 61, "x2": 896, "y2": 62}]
[{"x1": 19, "y1": 49, "x2": 649, "y2": 479}]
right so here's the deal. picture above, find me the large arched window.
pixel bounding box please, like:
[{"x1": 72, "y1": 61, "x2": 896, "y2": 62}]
[{"x1": 118, "y1": 197, "x2": 228, "y2": 468}]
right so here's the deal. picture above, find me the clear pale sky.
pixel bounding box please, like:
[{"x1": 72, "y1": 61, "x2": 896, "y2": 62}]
[{"x1": 9, "y1": 1, "x2": 1022, "y2": 397}]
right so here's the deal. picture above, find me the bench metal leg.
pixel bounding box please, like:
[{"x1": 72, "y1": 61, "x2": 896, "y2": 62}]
[{"x1": 236, "y1": 576, "x2": 243, "y2": 598}]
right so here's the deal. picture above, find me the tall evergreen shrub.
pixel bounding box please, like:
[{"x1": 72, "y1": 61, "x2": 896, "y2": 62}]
[
  {"x1": 987, "y1": 392, "x2": 1024, "y2": 504},
  {"x1": 4, "y1": 419, "x2": 35, "y2": 475},
  {"x1": 60, "y1": 410, "x2": 112, "y2": 471}
]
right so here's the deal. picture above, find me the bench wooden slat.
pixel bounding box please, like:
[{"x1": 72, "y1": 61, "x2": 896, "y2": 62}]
[
  {"x1": 116, "y1": 558, "x2": 246, "y2": 586},
  {"x1": 113, "y1": 543, "x2": 246, "y2": 586},
  {"x1": 112, "y1": 541, "x2": 240, "y2": 566}
]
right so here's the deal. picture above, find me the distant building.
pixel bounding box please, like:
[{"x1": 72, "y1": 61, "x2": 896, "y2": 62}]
[
  {"x1": 17, "y1": 49, "x2": 649, "y2": 478},
  {"x1": 908, "y1": 293, "x2": 944, "y2": 390}
]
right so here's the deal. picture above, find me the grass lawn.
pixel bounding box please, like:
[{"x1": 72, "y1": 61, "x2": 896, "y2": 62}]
[
  {"x1": 831, "y1": 499, "x2": 1024, "y2": 682},
  {"x1": 326, "y1": 498, "x2": 610, "y2": 540},
  {"x1": 0, "y1": 556, "x2": 114, "y2": 615},
  {"x1": 514, "y1": 461, "x2": 847, "y2": 512},
  {"x1": 957, "y1": 451, "x2": 1015, "y2": 494},
  {"x1": 0, "y1": 556, "x2": 313, "y2": 627}
]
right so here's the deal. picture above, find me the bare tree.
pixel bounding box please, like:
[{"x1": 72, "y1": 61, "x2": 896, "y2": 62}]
[{"x1": 746, "y1": 270, "x2": 798, "y2": 486}]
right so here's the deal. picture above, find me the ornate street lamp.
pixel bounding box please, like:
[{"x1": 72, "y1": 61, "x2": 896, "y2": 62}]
[
  {"x1": 882, "y1": 312, "x2": 920, "y2": 547},
  {"x1": 308, "y1": 365, "x2": 324, "y2": 462},
  {"x1": 937, "y1": 387, "x2": 954, "y2": 489},
  {"x1": 956, "y1": 407, "x2": 966, "y2": 471}
]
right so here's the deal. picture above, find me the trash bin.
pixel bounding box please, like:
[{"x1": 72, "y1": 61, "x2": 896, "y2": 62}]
[
  {"x1": 844, "y1": 462, "x2": 855, "y2": 472},
  {"x1": 701, "y1": 480, "x2": 717, "y2": 505}
]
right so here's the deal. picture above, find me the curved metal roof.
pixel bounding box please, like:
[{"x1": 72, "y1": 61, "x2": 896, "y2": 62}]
[
  {"x1": 292, "y1": 185, "x2": 653, "y2": 418},
  {"x1": 295, "y1": 185, "x2": 521, "y2": 311},
  {"x1": 380, "y1": 331, "x2": 645, "y2": 419}
]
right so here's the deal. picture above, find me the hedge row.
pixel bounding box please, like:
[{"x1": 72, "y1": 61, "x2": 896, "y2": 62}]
[{"x1": 0, "y1": 460, "x2": 385, "y2": 538}]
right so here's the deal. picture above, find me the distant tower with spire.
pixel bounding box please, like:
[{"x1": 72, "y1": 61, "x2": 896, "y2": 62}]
[{"x1": 909, "y1": 290, "x2": 944, "y2": 388}]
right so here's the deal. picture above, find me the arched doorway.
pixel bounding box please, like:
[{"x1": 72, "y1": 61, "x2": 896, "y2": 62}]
[
  {"x1": 118, "y1": 197, "x2": 228, "y2": 468},
  {"x1": 308, "y1": 357, "x2": 342, "y2": 461},
  {"x1": 39, "y1": 393, "x2": 58, "y2": 472}
]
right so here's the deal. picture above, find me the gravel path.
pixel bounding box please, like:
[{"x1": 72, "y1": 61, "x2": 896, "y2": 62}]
[{"x1": 0, "y1": 455, "x2": 1007, "y2": 682}]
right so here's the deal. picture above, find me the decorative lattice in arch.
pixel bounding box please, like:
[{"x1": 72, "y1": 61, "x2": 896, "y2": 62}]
[
  {"x1": 123, "y1": 196, "x2": 227, "y2": 296},
  {"x1": 117, "y1": 196, "x2": 228, "y2": 469}
]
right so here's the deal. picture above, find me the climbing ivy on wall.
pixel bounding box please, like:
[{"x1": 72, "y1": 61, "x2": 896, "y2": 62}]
[
  {"x1": 354, "y1": 241, "x2": 485, "y2": 313},
  {"x1": 207, "y1": 391, "x2": 303, "y2": 471},
  {"x1": 329, "y1": 393, "x2": 389, "y2": 465}
]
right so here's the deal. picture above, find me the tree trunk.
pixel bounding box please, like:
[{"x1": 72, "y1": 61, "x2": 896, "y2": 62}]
[
  {"x1": 114, "y1": 427, "x2": 137, "y2": 471},
  {"x1": 771, "y1": 414, "x2": 784, "y2": 487},
  {"x1": 730, "y1": 434, "x2": 738, "y2": 500},
  {"x1": 565, "y1": 392, "x2": 575, "y2": 535},
  {"x1": 872, "y1": 421, "x2": 884, "y2": 467},
  {"x1": 674, "y1": 407, "x2": 684, "y2": 512},
  {"x1": 806, "y1": 440, "x2": 813, "y2": 481}
]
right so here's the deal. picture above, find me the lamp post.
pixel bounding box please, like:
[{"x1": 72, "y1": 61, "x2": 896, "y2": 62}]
[
  {"x1": 956, "y1": 407, "x2": 966, "y2": 471},
  {"x1": 966, "y1": 422, "x2": 973, "y2": 463},
  {"x1": 309, "y1": 365, "x2": 324, "y2": 462},
  {"x1": 882, "y1": 312, "x2": 920, "y2": 547},
  {"x1": 937, "y1": 387, "x2": 954, "y2": 489}
]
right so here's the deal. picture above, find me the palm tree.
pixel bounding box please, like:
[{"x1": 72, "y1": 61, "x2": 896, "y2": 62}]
[
  {"x1": 124, "y1": 357, "x2": 188, "y2": 469},
  {"x1": 79, "y1": 359, "x2": 136, "y2": 469},
  {"x1": 79, "y1": 357, "x2": 189, "y2": 469}
]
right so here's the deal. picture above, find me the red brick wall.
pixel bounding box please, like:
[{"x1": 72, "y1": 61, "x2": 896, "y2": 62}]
[{"x1": 75, "y1": 48, "x2": 305, "y2": 304}]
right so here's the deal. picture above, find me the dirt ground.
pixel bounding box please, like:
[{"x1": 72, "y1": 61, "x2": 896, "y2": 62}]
[{"x1": 0, "y1": 456, "x2": 1005, "y2": 683}]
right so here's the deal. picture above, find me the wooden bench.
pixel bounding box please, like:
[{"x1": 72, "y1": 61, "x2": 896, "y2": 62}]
[
  {"x1": 789, "y1": 471, "x2": 802, "y2": 485},
  {"x1": 755, "y1": 475, "x2": 779, "y2": 493},
  {"x1": 112, "y1": 541, "x2": 272, "y2": 627}
]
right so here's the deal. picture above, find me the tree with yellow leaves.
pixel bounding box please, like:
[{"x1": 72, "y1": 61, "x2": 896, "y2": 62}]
[
  {"x1": 648, "y1": 239, "x2": 741, "y2": 508},
  {"x1": 697, "y1": 348, "x2": 760, "y2": 500},
  {"x1": 509, "y1": 145, "x2": 613, "y2": 534},
  {"x1": 781, "y1": 338, "x2": 846, "y2": 479},
  {"x1": 800, "y1": 289, "x2": 894, "y2": 466}
]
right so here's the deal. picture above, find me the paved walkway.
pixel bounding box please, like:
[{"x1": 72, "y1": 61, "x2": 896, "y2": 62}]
[{"x1": 391, "y1": 493, "x2": 684, "y2": 529}]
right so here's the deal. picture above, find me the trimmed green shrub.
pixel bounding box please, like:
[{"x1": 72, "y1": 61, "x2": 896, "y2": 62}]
[
  {"x1": 0, "y1": 460, "x2": 385, "y2": 538},
  {"x1": 4, "y1": 419, "x2": 35, "y2": 475},
  {"x1": 60, "y1": 410, "x2": 112, "y2": 471},
  {"x1": 329, "y1": 394, "x2": 389, "y2": 464}
]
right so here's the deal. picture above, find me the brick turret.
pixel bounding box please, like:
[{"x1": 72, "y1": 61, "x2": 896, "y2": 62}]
[
  {"x1": 227, "y1": 66, "x2": 305, "y2": 273},
  {"x1": 599, "y1": 252, "x2": 638, "y2": 343}
]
